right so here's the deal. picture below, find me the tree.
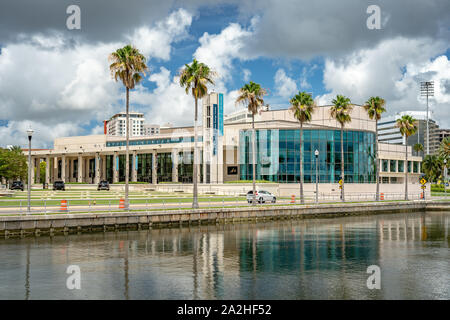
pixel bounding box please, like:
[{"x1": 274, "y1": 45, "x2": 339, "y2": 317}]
[
  {"x1": 438, "y1": 137, "x2": 450, "y2": 163},
  {"x1": 422, "y1": 155, "x2": 443, "y2": 183},
  {"x1": 236, "y1": 81, "x2": 267, "y2": 205},
  {"x1": 363, "y1": 96, "x2": 386, "y2": 201},
  {"x1": 289, "y1": 91, "x2": 316, "y2": 204},
  {"x1": 330, "y1": 95, "x2": 352, "y2": 202},
  {"x1": 109, "y1": 45, "x2": 148, "y2": 209},
  {"x1": 0, "y1": 147, "x2": 27, "y2": 183},
  {"x1": 396, "y1": 115, "x2": 417, "y2": 200},
  {"x1": 179, "y1": 59, "x2": 216, "y2": 208},
  {"x1": 413, "y1": 143, "x2": 423, "y2": 157}
]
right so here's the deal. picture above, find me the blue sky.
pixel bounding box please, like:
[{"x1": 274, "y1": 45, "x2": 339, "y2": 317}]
[{"x1": 0, "y1": 0, "x2": 449, "y2": 148}]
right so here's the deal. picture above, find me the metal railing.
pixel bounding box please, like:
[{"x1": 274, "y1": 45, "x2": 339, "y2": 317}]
[{"x1": 0, "y1": 192, "x2": 431, "y2": 216}]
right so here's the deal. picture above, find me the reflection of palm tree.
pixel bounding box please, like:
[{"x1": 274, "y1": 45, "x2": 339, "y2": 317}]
[{"x1": 25, "y1": 243, "x2": 30, "y2": 300}]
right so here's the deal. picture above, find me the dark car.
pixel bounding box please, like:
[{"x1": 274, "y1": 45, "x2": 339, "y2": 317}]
[
  {"x1": 10, "y1": 181, "x2": 24, "y2": 191},
  {"x1": 53, "y1": 180, "x2": 65, "y2": 191},
  {"x1": 97, "y1": 180, "x2": 110, "y2": 191}
]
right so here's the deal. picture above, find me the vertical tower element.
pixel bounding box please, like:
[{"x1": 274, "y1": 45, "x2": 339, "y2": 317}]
[
  {"x1": 202, "y1": 92, "x2": 224, "y2": 184},
  {"x1": 420, "y1": 81, "x2": 434, "y2": 155}
]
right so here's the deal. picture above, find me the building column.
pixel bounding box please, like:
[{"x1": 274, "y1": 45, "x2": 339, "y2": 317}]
[
  {"x1": 152, "y1": 151, "x2": 157, "y2": 185},
  {"x1": 61, "y1": 155, "x2": 66, "y2": 183},
  {"x1": 132, "y1": 151, "x2": 138, "y2": 182},
  {"x1": 45, "y1": 156, "x2": 50, "y2": 185},
  {"x1": 77, "y1": 154, "x2": 83, "y2": 183},
  {"x1": 113, "y1": 152, "x2": 119, "y2": 183},
  {"x1": 94, "y1": 153, "x2": 100, "y2": 184},
  {"x1": 101, "y1": 155, "x2": 106, "y2": 180},
  {"x1": 53, "y1": 156, "x2": 58, "y2": 182},
  {"x1": 172, "y1": 149, "x2": 178, "y2": 183},
  {"x1": 35, "y1": 158, "x2": 40, "y2": 184}
]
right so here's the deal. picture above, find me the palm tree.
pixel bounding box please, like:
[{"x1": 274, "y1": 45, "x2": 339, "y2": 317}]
[
  {"x1": 289, "y1": 91, "x2": 316, "y2": 204},
  {"x1": 422, "y1": 154, "x2": 443, "y2": 183},
  {"x1": 438, "y1": 137, "x2": 450, "y2": 163},
  {"x1": 413, "y1": 143, "x2": 423, "y2": 157},
  {"x1": 179, "y1": 59, "x2": 216, "y2": 208},
  {"x1": 396, "y1": 115, "x2": 417, "y2": 200},
  {"x1": 363, "y1": 96, "x2": 386, "y2": 201},
  {"x1": 235, "y1": 81, "x2": 267, "y2": 205},
  {"x1": 109, "y1": 45, "x2": 148, "y2": 209},
  {"x1": 330, "y1": 95, "x2": 352, "y2": 202}
]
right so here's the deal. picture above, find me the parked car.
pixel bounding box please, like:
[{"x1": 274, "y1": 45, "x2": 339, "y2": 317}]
[
  {"x1": 53, "y1": 180, "x2": 65, "y2": 191},
  {"x1": 246, "y1": 190, "x2": 276, "y2": 204},
  {"x1": 97, "y1": 180, "x2": 110, "y2": 191},
  {"x1": 10, "y1": 181, "x2": 24, "y2": 191}
]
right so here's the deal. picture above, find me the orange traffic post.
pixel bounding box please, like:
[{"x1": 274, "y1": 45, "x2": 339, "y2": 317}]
[
  {"x1": 119, "y1": 198, "x2": 125, "y2": 209},
  {"x1": 60, "y1": 199, "x2": 68, "y2": 212},
  {"x1": 291, "y1": 195, "x2": 295, "y2": 203}
]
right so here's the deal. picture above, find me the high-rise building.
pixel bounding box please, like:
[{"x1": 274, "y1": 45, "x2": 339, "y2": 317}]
[
  {"x1": 378, "y1": 111, "x2": 440, "y2": 154},
  {"x1": 143, "y1": 124, "x2": 160, "y2": 136},
  {"x1": 105, "y1": 112, "x2": 145, "y2": 137}
]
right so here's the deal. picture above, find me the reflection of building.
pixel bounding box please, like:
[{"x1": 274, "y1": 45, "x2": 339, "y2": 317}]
[{"x1": 28, "y1": 93, "x2": 422, "y2": 190}]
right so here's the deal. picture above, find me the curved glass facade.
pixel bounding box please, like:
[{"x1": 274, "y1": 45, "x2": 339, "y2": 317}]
[{"x1": 239, "y1": 129, "x2": 376, "y2": 183}]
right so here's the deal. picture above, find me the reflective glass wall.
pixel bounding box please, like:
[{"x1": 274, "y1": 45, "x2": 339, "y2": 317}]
[{"x1": 239, "y1": 129, "x2": 376, "y2": 183}]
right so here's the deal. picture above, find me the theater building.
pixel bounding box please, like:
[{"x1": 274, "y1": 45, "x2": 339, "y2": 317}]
[{"x1": 27, "y1": 93, "x2": 424, "y2": 195}]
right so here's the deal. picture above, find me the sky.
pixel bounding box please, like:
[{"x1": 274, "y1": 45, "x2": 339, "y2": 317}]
[{"x1": 0, "y1": 0, "x2": 449, "y2": 148}]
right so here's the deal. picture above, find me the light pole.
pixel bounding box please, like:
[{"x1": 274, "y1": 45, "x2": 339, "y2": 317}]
[
  {"x1": 27, "y1": 128, "x2": 34, "y2": 215},
  {"x1": 420, "y1": 81, "x2": 434, "y2": 155},
  {"x1": 315, "y1": 149, "x2": 319, "y2": 204}
]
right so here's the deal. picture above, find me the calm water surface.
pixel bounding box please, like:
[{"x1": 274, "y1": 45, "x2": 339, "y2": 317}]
[{"x1": 0, "y1": 211, "x2": 448, "y2": 299}]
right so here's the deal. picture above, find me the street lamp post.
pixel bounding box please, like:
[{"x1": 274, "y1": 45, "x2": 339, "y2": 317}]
[
  {"x1": 420, "y1": 81, "x2": 434, "y2": 155},
  {"x1": 315, "y1": 149, "x2": 319, "y2": 204},
  {"x1": 27, "y1": 128, "x2": 34, "y2": 215}
]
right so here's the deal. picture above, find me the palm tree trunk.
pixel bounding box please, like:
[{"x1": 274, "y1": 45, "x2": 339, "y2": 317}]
[
  {"x1": 125, "y1": 87, "x2": 130, "y2": 209},
  {"x1": 375, "y1": 120, "x2": 380, "y2": 201},
  {"x1": 341, "y1": 126, "x2": 345, "y2": 202},
  {"x1": 299, "y1": 122, "x2": 304, "y2": 204},
  {"x1": 252, "y1": 113, "x2": 256, "y2": 206},
  {"x1": 405, "y1": 137, "x2": 408, "y2": 201},
  {"x1": 192, "y1": 97, "x2": 199, "y2": 209}
]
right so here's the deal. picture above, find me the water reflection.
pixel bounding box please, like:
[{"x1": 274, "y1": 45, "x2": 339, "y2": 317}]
[{"x1": 0, "y1": 212, "x2": 448, "y2": 300}]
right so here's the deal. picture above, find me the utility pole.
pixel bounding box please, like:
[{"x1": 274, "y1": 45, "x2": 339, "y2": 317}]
[{"x1": 420, "y1": 81, "x2": 434, "y2": 155}]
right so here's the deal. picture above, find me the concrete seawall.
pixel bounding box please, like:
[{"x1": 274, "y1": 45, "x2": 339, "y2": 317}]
[{"x1": 1, "y1": 200, "x2": 448, "y2": 237}]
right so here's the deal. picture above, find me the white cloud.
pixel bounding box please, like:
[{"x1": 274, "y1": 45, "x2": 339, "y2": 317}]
[
  {"x1": 316, "y1": 37, "x2": 450, "y2": 127},
  {"x1": 274, "y1": 69, "x2": 297, "y2": 99},
  {"x1": 193, "y1": 22, "x2": 254, "y2": 84},
  {"x1": 0, "y1": 10, "x2": 193, "y2": 148},
  {"x1": 127, "y1": 8, "x2": 192, "y2": 60}
]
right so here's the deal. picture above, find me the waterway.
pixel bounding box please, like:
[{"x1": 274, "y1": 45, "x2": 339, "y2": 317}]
[{"x1": 0, "y1": 211, "x2": 448, "y2": 299}]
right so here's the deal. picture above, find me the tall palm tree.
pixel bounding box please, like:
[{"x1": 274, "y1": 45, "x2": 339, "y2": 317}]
[
  {"x1": 363, "y1": 96, "x2": 386, "y2": 201},
  {"x1": 330, "y1": 95, "x2": 353, "y2": 202},
  {"x1": 179, "y1": 59, "x2": 216, "y2": 209},
  {"x1": 396, "y1": 115, "x2": 417, "y2": 200},
  {"x1": 422, "y1": 154, "x2": 443, "y2": 183},
  {"x1": 289, "y1": 91, "x2": 316, "y2": 204},
  {"x1": 413, "y1": 143, "x2": 423, "y2": 157},
  {"x1": 438, "y1": 137, "x2": 450, "y2": 162},
  {"x1": 109, "y1": 45, "x2": 148, "y2": 209},
  {"x1": 235, "y1": 81, "x2": 267, "y2": 205}
]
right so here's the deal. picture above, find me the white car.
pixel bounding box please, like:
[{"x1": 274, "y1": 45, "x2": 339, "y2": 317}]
[{"x1": 246, "y1": 190, "x2": 276, "y2": 204}]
